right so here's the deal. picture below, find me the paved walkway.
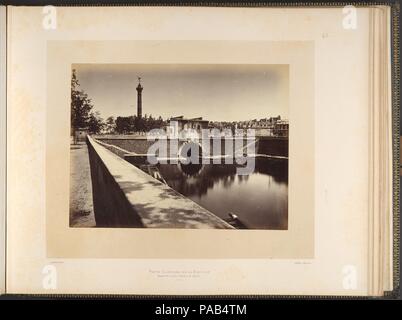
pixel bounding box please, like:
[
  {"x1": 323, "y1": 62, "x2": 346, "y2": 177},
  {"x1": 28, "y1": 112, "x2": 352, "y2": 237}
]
[{"x1": 70, "y1": 141, "x2": 96, "y2": 227}]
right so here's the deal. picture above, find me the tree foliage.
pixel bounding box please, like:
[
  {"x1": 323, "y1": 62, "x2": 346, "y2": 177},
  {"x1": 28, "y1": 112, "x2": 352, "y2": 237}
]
[
  {"x1": 115, "y1": 115, "x2": 166, "y2": 134},
  {"x1": 71, "y1": 69, "x2": 104, "y2": 134},
  {"x1": 88, "y1": 111, "x2": 105, "y2": 134},
  {"x1": 105, "y1": 116, "x2": 116, "y2": 134}
]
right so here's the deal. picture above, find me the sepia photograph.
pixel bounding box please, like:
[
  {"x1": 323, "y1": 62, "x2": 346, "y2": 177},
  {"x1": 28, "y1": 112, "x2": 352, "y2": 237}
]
[{"x1": 69, "y1": 64, "x2": 289, "y2": 230}]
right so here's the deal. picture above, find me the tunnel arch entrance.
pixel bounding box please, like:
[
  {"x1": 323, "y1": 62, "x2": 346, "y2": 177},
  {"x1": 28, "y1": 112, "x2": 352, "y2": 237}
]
[{"x1": 178, "y1": 141, "x2": 203, "y2": 164}]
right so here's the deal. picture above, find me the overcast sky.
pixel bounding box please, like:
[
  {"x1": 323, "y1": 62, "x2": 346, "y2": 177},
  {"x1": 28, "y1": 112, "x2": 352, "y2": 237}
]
[{"x1": 73, "y1": 64, "x2": 288, "y2": 122}]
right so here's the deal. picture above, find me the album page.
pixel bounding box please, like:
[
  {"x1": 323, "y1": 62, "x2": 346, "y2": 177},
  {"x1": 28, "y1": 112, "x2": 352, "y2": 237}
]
[{"x1": 6, "y1": 6, "x2": 379, "y2": 295}]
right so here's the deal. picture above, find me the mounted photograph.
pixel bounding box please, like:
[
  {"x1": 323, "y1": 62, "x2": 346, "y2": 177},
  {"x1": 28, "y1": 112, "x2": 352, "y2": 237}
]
[{"x1": 69, "y1": 64, "x2": 289, "y2": 230}]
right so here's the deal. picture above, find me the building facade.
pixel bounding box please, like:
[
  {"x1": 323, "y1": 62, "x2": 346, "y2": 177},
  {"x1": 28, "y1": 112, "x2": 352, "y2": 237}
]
[{"x1": 167, "y1": 116, "x2": 209, "y2": 139}]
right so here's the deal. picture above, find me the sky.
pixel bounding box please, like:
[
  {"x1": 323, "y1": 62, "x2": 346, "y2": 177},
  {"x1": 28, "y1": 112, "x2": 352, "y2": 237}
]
[{"x1": 73, "y1": 64, "x2": 289, "y2": 122}]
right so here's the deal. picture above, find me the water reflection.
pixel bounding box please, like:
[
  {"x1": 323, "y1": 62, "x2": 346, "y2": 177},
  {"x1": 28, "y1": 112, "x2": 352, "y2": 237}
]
[
  {"x1": 178, "y1": 162, "x2": 204, "y2": 176},
  {"x1": 157, "y1": 158, "x2": 288, "y2": 230}
]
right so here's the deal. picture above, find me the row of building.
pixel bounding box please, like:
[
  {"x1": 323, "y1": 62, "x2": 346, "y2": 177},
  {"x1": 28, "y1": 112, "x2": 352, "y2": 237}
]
[{"x1": 168, "y1": 116, "x2": 289, "y2": 138}]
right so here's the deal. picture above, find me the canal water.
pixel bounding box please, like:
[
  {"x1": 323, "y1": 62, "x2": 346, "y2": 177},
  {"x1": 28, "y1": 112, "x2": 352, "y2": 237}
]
[{"x1": 156, "y1": 158, "x2": 288, "y2": 230}]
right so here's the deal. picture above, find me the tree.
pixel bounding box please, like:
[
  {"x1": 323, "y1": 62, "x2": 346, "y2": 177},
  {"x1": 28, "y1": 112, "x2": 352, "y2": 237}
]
[
  {"x1": 114, "y1": 115, "x2": 166, "y2": 134},
  {"x1": 115, "y1": 116, "x2": 134, "y2": 134},
  {"x1": 87, "y1": 111, "x2": 105, "y2": 134},
  {"x1": 71, "y1": 69, "x2": 94, "y2": 133},
  {"x1": 105, "y1": 116, "x2": 116, "y2": 134},
  {"x1": 71, "y1": 69, "x2": 106, "y2": 136}
]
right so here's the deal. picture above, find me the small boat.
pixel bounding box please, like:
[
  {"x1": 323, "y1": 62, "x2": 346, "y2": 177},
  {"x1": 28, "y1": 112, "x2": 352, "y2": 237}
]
[{"x1": 226, "y1": 212, "x2": 248, "y2": 229}]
